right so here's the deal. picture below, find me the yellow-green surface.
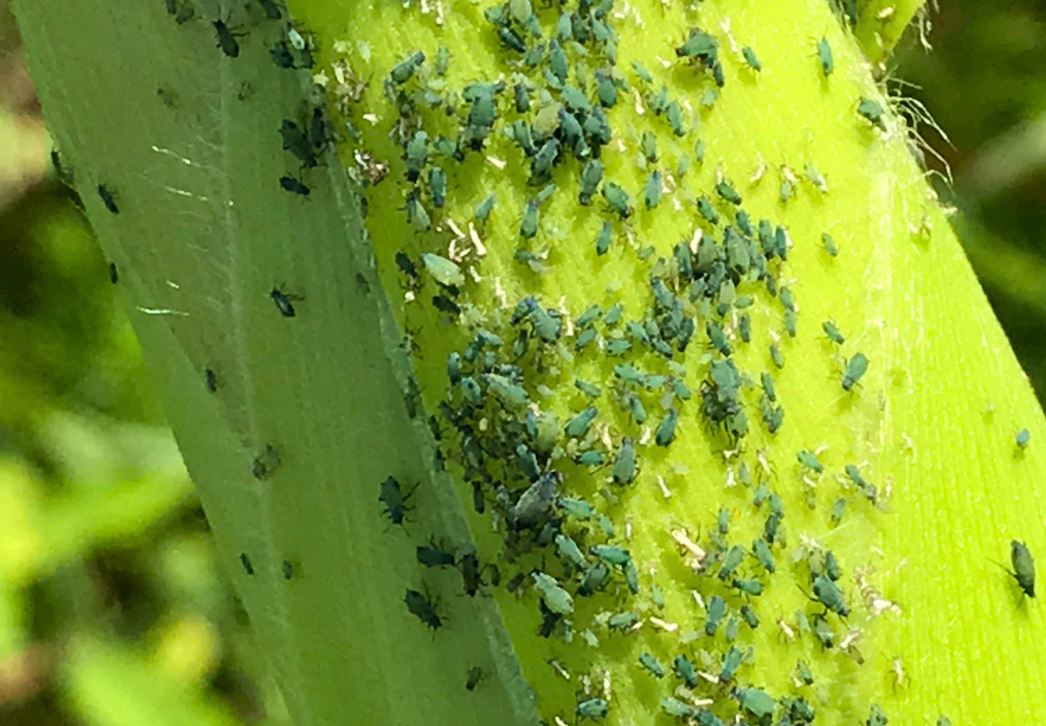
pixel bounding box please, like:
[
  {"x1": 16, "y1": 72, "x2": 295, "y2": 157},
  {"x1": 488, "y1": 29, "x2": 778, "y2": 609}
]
[{"x1": 12, "y1": 0, "x2": 1046, "y2": 725}]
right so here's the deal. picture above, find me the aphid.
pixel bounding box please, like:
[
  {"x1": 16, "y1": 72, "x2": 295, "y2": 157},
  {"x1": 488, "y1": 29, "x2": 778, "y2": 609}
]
[
  {"x1": 574, "y1": 562, "x2": 608, "y2": 598},
  {"x1": 624, "y1": 560, "x2": 639, "y2": 594},
  {"x1": 269, "y1": 288, "x2": 297, "y2": 317},
  {"x1": 660, "y1": 697, "x2": 699, "y2": 720},
  {"x1": 842, "y1": 352, "x2": 869, "y2": 390},
  {"x1": 204, "y1": 367, "x2": 218, "y2": 392},
  {"x1": 738, "y1": 314, "x2": 751, "y2": 343},
  {"x1": 753, "y1": 537, "x2": 775, "y2": 573},
  {"x1": 458, "y1": 551, "x2": 482, "y2": 596},
  {"x1": 638, "y1": 652, "x2": 665, "y2": 678},
  {"x1": 256, "y1": 0, "x2": 282, "y2": 19},
  {"x1": 797, "y1": 450, "x2": 824, "y2": 474},
  {"x1": 590, "y1": 544, "x2": 631, "y2": 567},
  {"x1": 417, "y1": 543, "x2": 455, "y2": 568},
  {"x1": 651, "y1": 583, "x2": 665, "y2": 609},
  {"x1": 612, "y1": 436, "x2": 636, "y2": 484},
  {"x1": 764, "y1": 511, "x2": 782, "y2": 544},
  {"x1": 379, "y1": 476, "x2": 416, "y2": 525},
  {"x1": 631, "y1": 59, "x2": 654, "y2": 82},
  {"x1": 420, "y1": 253, "x2": 465, "y2": 287},
  {"x1": 594, "y1": 71, "x2": 616, "y2": 108},
  {"x1": 824, "y1": 550, "x2": 842, "y2": 581},
  {"x1": 822, "y1": 319, "x2": 845, "y2": 344},
  {"x1": 732, "y1": 577, "x2": 763, "y2": 596},
  {"x1": 742, "y1": 46, "x2": 762, "y2": 71},
  {"x1": 558, "y1": 496, "x2": 595, "y2": 519},
  {"x1": 719, "y1": 645, "x2": 743, "y2": 681},
  {"x1": 705, "y1": 594, "x2": 726, "y2": 635},
  {"x1": 857, "y1": 97, "x2": 886, "y2": 130},
  {"x1": 812, "y1": 574, "x2": 849, "y2": 616},
  {"x1": 108, "y1": 262, "x2": 119, "y2": 284},
  {"x1": 432, "y1": 294, "x2": 460, "y2": 315},
  {"x1": 565, "y1": 406, "x2": 598, "y2": 439},
  {"x1": 97, "y1": 184, "x2": 119, "y2": 213},
  {"x1": 1007, "y1": 539, "x2": 1036, "y2": 598},
  {"x1": 715, "y1": 180, "x2": 742, "y2": 205},
  {"x1": 404, "y1": 588, "x2": 442, "y2": 630},
  {"x1": 239, "y1": 552, "x2": 254, "y2": 575},
  {"x1": 474, "y1": 193, "x2": 496, "y2": 223},
  {"x1": 816, "y1": 37, "x2": 833, "y2": 77},
  {"x1": 784, "y1": 309, "x2": 797, "y2": 337},
  {"x1": 794, "y1": 659, "x2": 814, "y2": 686},
  {"x1": 866, "y1": 704, "x2": 888, "y2": 726},
  {"x1": 676, "y1": 27, "x2": 719, "y2": 63},
  {"x1": 643, "y1": 170, "x2": 662, "y2": 209},
  {"x1": 465, "y1": 666, "x2": 483, "y2": 691},
  {"x1": 510, "y1": 470, "x2": 561, "y2": 530},
  {"x1": 282, "y1": 560, "x2": 294, "y2": 580},
  {"x1": 251, "y1": 444, "x2": 281, "y2": 479},
  {"x1": 655, "y1": 408, "x2": 679, "y2": 446},
  {"x1": 213, "y1": 19, "x2": 241, "y2": 58},
  {"x1": 280, "y1": 119, "x2": 317, "y2": 168},
  {"x1": 830, "y1": 497, "x2": 846, "y2": 525},
  {"x1": 788, "y1": 697, "x2": 815, "y2": 722},
  {"x1": 576, "y1": 697, "x2": 608, "y2": 721},
  {"x1": 937, "y1": 718, "x2": 951, "y2": 726},
  {"x1": 406, "y1": 190, "x2": 431, "y2": 232},
  {"x1": 1016, "y1": 428, "x2": 1031, "y2": 450},
  {"x1": 811, "y1": 613, "x2": 834, "y2": 648},
  {"x1": 822, "y1": 232, "x2": 839, "y2": 256},
  {"x1": 279, "y1": 174, "x2": 310, "y2": 196},
  {"x1": 532, "y1": 571, "x2": 574, "y2": 615},
  {"x1": 740, "y1": 604, "x2": 759, "y2": 629},
  {"x1": 707, "y1": 321, "x2": 731, "y2": 356},
  {"x1": 672, "y1": 654, "x2": 698, "y2": 687},
  {"x1": 307, "y1": 107, "x2": 331, "y2": 150},
  {"x1": 734, "y1": 687, "x2": 775, "y2": 719},
  {"x1": 519, "y1": 200, "x2": 539, "y2": 239},
  {"x1": 390, "y1": 50, "x2": 425, "y2": 84},
  {"x1": 696, "y1": 195, "x2": 719, "y2": 225},
  {"x1": 555, "y1": 534, "x2": 587, "y2": 570},
  {"x1": 605, "y1": 303, "x2": 623, "y2": 326},
  {"x1": 602, "y1": 181, "x2": 633, "y2": 218}
]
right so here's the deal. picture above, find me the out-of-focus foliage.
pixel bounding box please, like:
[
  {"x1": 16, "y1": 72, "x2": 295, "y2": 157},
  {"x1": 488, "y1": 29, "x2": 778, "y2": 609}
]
[{"x1": 0, "y1": 0, "x2": 1041, "y2": 723}]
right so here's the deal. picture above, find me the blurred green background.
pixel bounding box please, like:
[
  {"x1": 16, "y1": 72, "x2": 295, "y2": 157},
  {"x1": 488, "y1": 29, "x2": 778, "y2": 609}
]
[{"x1": 0, "y1": 1, "x2": 1041, "y2": 724}]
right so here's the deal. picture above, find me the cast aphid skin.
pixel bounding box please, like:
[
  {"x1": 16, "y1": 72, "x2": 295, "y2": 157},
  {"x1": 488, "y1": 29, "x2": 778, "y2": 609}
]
[
  {"x1": 404, "y1": 588, "x2": 442, "y2": 630},
  {"x1": 239, "y1": 552, "x2": 254, "y2": 575},
  {"x1": 97, "y1": 184, "x2": 119, "y2": 213},
  {"x1": 812, "y1": 574, "x2": 849, "y2": 616},
  {"x1": 742, "y1": 46, "x2": 762, "y2": 71},
  {"x1": 269, "y1": 288, "x2": 297, "y2": 317},
  {"x1": 379, "y1": 476, "x2": 417, "y2": 525},
  {"x1": 857, "y1": 97, "x2": 887, "y2": 130},
  {"x1": 279, "y1": 174, "x2": 310, "y2": 196},
  {"x1": 1008, "y1": 539, "x2": 1036, "y2": 598},
  {"x1": 638, "y1": 652, "x2": 665, "y2": 678},
  {"x1": 842, "y1": 352, "x2": 869, "y2": 390},
  {"x1": 816, "y1": 37, "x2": 833, "y2": 76},
  {"x1": 822, "y1": 319, "x2": 845, "y2": 344},
  {"x1": 576, "y1": 697, "x2": 608, "y2": 720},
  {"x1": 465, "y1": 666, "x2": 483, "y2": 691},
  {"x1": 213, "y1": 19, "x2": 241, "y2": 58}
]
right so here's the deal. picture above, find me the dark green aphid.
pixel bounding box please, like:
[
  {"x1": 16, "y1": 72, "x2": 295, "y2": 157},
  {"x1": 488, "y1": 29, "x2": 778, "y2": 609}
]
[
  {"x1": 465, "y1": 666, "x2": 483, "y2": 691},
  {"x1": 795, "y1": 659, "x2": 814, "y2": 685},
  {"x1": 522, "y1": 42, "x2": 545, "y2": 67},
  {"x1": 742, "y1": 46, "x2": 762, "y2": 71},
  {"x1": 715, "y1": 180, "x2": 742, "y2": 205},
  {"x1": 579, "y1": 159, "x2": 604, "y2": 205},
  {"x1": 651, "y1": 583, "x2": 665, "y2": 609},
  {"x1": 696, "y1": 195, "x2": 719, "y2": 225},
  {"x1": 812, "y1": 574, "x2": 849, "y2": 616},
  {"x1": 97, "y1": 184, "x2": 119, "y2": 213},
  {"x1": 712, "y1": 60, "x2": 725, "y2": 86},
  {"x1": 761, "y1": 399, "x2": 784, "y2": 434},
  {"x1": 281, "y1": 560, "x2": 294, "y2": 579},
  {"x1": 555, "y1": 534, "x2": 588, "y2": 570},
  {"x1": 643, "y1": 171, "x2": 662, "y2": 209},
  {"x1": 532, "y1": 571, "x2": 574, "y2": 615},
  {"x1": 404, "y1": 588, "x2": 442, "y2": 630},
  {"x1": 390, "y1": 50, "x2": 425, "y2": 84},
  {"x1": 1008, "y1": 539, "x2": 1036, "y2": 598},
  {"x1": 212, "y1": 19, "x2": 241, "y2": 58},
  {"x1": 269, "y1": 288, "x2": 297, "y2": 317},
  {"x1": 797, "y1": 450, "x2": 823, "y2": 473},
  {"x1": 607, "y1": 338, "x2": 631, "y2": 356},
  {"x1": 719, "y1": 645, "x2": 743, "y2": 681},
  {"x1": 505, "y1": 571, "x2": 525, "y2": 592},
  {"x1": 816, "y1": 37, "x2": 833, "y2": 77},
  {"x1": 547, "y1": 39, "x2": 568, "y2": 83},
  {"x1": 590, "y1": 544, "x2": 631, "y2": 567},
  {"x1": 672, "y1": 653, "x2": 698, "y2": 687},
  {"x1": 561, "y1": 84, "x2": 591, "y2": 115},
  {"x1": 602, "y1": 182, "x2": 633, "y2": 218},
  {"x1": 565, "y1": 406, "x2": 598, "y2": 439},
  {"x1": 732, "y1": 577, "x2": 763, "y2": 596},
  {"x1": 1017, "y1": 428, "x2": 1031, "y2": 449},
  {"x1": 280, "y1": 119, "x2": 317, "y2": 168},
  {"x1": 638, "y1": 652, "x2": 665, "y2": 678},
  {"x1": 583, "y1": 106, "x2": 612, "y2": 147},
  {"x1": 498, "y1": 25, "x2": 526, "y2": 52},
  {"x1": 660, "y1": 697, "x2": 699, "y2": 720},
  {"x1": 717, "y1": 506, "x2": 731, "y2": 535},
  {"x1": 511, "y1": 83, "x2": 530, "y2": 114},
  {"x1": 239, "y1": 552, "x2": 254, "y2": 575},
  {"x1": 612, "y1": 437, "x2": 636, "y2": 484},
  {"x1": 824, "y1": 550, "x2": 841, "y2": 581},
  {"x1": 740, "y1": 604, "x2": 759, "y2": 628},
  {"x1": 277, "y1": 173, "x2": 310, "y2": 196},
  {"x1": 858, "y1": 97, "x2": 886, "y2": 130},
  {"x1": 760, "y1": 372, "x2": 777, "y2": 402},
  {"x1": 432, "y1": 294, "x2": 460, "y2": 315},
  {"x1": 417, "y1": 543, "x2": 456, "y2": 567},
  {"x1": 576, "y1": 697, "x2": 608, "y2": 720},
  {"x1": 576, "y1": 304, "x2": 603, "y2": 328},
  {"x1": 559, "y1": 496, "x2": 595, "y2": 519},
  {"x1": 707, "y1": 321, "x2": 731, "y2": 356},
  {"x1": 812, "y1": 613, "x2": 834, "y2": 648},
  {"x1": 594, "y1": 72, "x2": 617, "y2": 108},
  {"x1": 705, "y1": 594, "x2": 726, "y2": 635},
  {"x1": 510, "y1": 471, "x2": 561, "y2": 530},
  {"x1": 379, "y1": 476, "x2": 416, "y2": 525},
  {"x1": 866, "y1": 704, "x2": 888, "y2": 726},
  {"x1": 821, "y1": 232, "x2": 839, "y2": 256},
  {"x1": 594, "y1": 220, "x2": 613, "y2": 256},
  {"x1": 631, "y1": 59, "x2": 654, "y2": 82},
  {"x1": 516, "y1": 443, "x2": 541, "y2": 481},
  {"x1": 769, "y1": 343, "x2": 784, "y2": 369},
  {"x1": 788, "y1": 697, "x2": 815, "y2": 722},
  {"x1": 460, "y1": 376, "x2": 482, "y2": 405},
  {"x1": 842, "y1": 352, "x2": 869, "y2": 390},
  {"x1": 822, "y1": 319, "x2": 845, "y2": 344},
  {"x1": 753, "y1": 537, "x2": 775, "y2": 573},
  {"x1": 937, "y1": 718, "x2": 951, "y2": 726}
]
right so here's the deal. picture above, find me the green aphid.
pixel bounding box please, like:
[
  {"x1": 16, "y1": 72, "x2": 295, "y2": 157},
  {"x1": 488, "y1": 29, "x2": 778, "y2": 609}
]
[
  {"x1": 417, "y1": 543, "x2": 456, "y2": 568},
  {"x1": 1017, "y1": 428, "x2": 1031, "y2": 449},
  {"x1": 789, "y1": 697, "x2": 815, "y2": 722},
  {"x1": 405, "y1": 130, "x2": 429, "y2": 182},
  {"x1": 638, "y1": 652, "x2": 665, "y2": 678},
  {"x1": 764, "y1": 511, "x2": 782, "y2": 544},
  {"x1": 555, "y1": 534, "x2": 588, "y2": 570},
  {"x1": 516, "y1": 443, "x2": 541, "y2": 481},
  {"x1": 724, "y1": 616, "x2": 739, "y2": 642},
  {"x1": 602, "y1": 181, "x2": 633, "y2": 218},
  {"x1": 574, "y1": 449, "x2": 605, "y2": 467},
  {"x1": 717, "y1": 506, "x2": 731, "y2": 535},
  {"x1": 390, "y1": 50, "x2": 425, "y2": 84},
  {"x1": 627, "y1": 320, "x2": 650, "y2": 346},
  {"x1": 866, "y1": 704, "x2": 888, "y2": 726},
  {"x1": 804, "y1": 161, "x2": 827, "y2": 191},
  {"x1": 707, "y1": 320, "x2": 731, "y2": 356},
  {"x1": 857, "y1": 97, "x2": 886, "y2": 130},
  {"x1": 732, "y1": 577, "x2": 763, "y2": 596},
  {"x1": 531, "y1": 138, "x2": 560, "y2": 179},
  {"x1": 631, "y1": 59, "x2": 654, "y2": 83},
  {"x1": 428, "y1": 167, "x2": 447, "y2": 208},
  {"x1": 404, "y1": 588, "x2": 442, "y2": 630},
  {"x1": 548, "y1": 39, "x2": 569, "y2": 82},
  {"x1": 646, "y1": 84, "x2": 668, "y2": 114},
  {"x1": 676, "y1": 28, "x2": 718, "y2": 62},
  {"x1": 719, "y1": 645, "x2": 743, "y2": 681},
  {"x1": 575, "y1": 326, "x2": 597, "y2": 351},
  {"x1": 812, "y1": 614, "x2": 834, "y2": 648},
  {"x1": 822, "y1": 232, "x2": 838, "y2": 255},
  {"x1": 699, "y1": 88, "x2": 718, "y2": 108},
  {"x1": 753, "y1": 537, "x2": 775, "y2": 573},
  {"x1": 779, "y1": 285, "x2": 795, "y2": 312},
  {"x1": 611, "y1": 441, "x2": 636, "y2": 482},
  {"x1": 465, "y1": 665, "x2": 482, "y2": 690},
  {"x1": 579, "y1": 562, "x2": 610, "y2": 596},
  {"x1": 579, "y1": 159, "x2": 604, "y2": 205},
  {"x1": 822, "y1": 319, "x2": 845, "y2": 344},
  {"x1": 672, "y1": 379, "x2": 693, "y2": 401},
  {"x1": 583, "y1": 106, "x2": 612, "y2": 146},
  {"x1": 561, "y1": 84, "x2": 591, "y2": 114},
  {"x1": 816, "y1": 37, "x2": 833, "y2": 77},
  {"x1": 660, "y1": 697, "x2": 699, "y2": 719},
  {"x1": 784, "y1": 309, "x2": 797, "y2": 338},
  {"x1": 627, "y1": 393, "x2": 647, "y2": 424},
  {"x1": 522, "y1": 42, "x2": 545, "y2": 67},
  {"x1": 672, "y1": 653, "x2": 698, "y2": 687},
  {"x1": 797, "y1": 450, "x2": 823, "y2": 473},
  {"x1": 812, "y1": 574, "x2": 849, "y2": 616},
  {"x1": 577, "y1": 304, "x2": 603, "y2": 328},
  {"x1": 460, "y1": 376, "x2": 483, "y2": 405},
  {"x1": 1008, "y1": 539, "x2": 1036, "y2": 598},
  {"x1": 520, "y1": 200, "x2": 539, "y2": 239},
  {"x1": 446, "y1": 352, "x2": 462, "y2": 385},
  {"x1": 760, "y1": 372, "x2": 777, "y2": 402},
  {"x1": 590, "y1": 544, "x2": 631, "y2": 567},
  {"x1": 476, "y1": 328, "x2": 502, "y2": 348},
  {"x1": 842, "y1": 352, "x2": 869, "y2": 390},
  {"x1": 694, "y1": 139, "x2": 706, "y2": 164},
  {"x1": 535, "y1": 182, "x2": 556, "y2": 206},
  {"x1": 740, "y1": 604, "x2": 759, "y2": 629},
  {"x1": 761, "y1": 399, "x2": 784, "y2": 435},
  {"x1": 613, "y1": 363, "x2": 644, "y2": 386},
  {"x1": 576, "y1": 697, "x2": 608, "y2": 721},
  {"x1": 532, "y1": 571, "x2": 574, "y2": 615},
  {"x1": 741, "y1": 45, "x2": 762, "y2": 71},
  {"x1": 558, "y1": 496, "x2": 595, "y2": 519},
  {"x1": 795, "y1": 659, "x2": 814, "y2": 685},
  {"x1": 715, "y1": 180, "x2": 743, "y2": 205},
  {"x1": 420, "y1": 252, "x2": 464, "y2": 287},
  {"x1": 665, "y1": 101, "x2": 685, "y2": 136},
  {"x1": 607, "y1": 338, "x2": 632, "y2": 356},
  {"x1": 605, "y1": 303, "x2": 623, "y2": 326},
  {"x1": 640, "y1": 130, "x2": 658, "y2": 163},
  {"x1": 565, "y1": 405, "x2": 598, "y2": 438},
  {"x1": 824, "y1": 550, "x2": 842, "y2": 581},
  {"x1": 735, "y1": 687, "x2": 775, "y2": 719},
  {"x1": 651, "y1": 583, "x2": 666, "y2": 609},
  {"x1": 624, "y1": 560, "x2": 639, "y2": 593},
  {"x1": 513, "y1": 83, "x2": 530, "y2": 114},
  {"x1": 643, "y1": 170, "x2": 662, "y2": 209},
  {"x1": 696, "y1": 195, "x2": 719, "y2": 225},
  {"x1": 779, "y1": 176, "x2": 795, "y2": 202},
  {"x1": 607, "y1": 610, "x2": 638, "y2": 630},
  {"x1": 595, "y1": 220, "x2": 613, "y2": 256},
  {"x1": 528, "y1": 301, "x2": 561, "y2": 342},
  {"x1": 595, "y1": 71, "x2": 617, "y2": 108},
  {"x1": 655, "y1": 408, "x2": 679, "y2": 446},
  {"x1": 705, "y1": 594, "x2": 726, "y2": 635},
  {"x1": 830, "y1": 497, "x2": 846, "y2": 525},
  {"x1": 575, "y1": 378, "x2": 601, "y2": 397},
  {"x1": 406, "y1": 190, "x2": 431, "y2": 232},
  {"x1": 498, "y1": 25, "x2": 526, "y2": 52},
  {"x1": 487, "y1": 374, "x2": 529, "y2": 412}
]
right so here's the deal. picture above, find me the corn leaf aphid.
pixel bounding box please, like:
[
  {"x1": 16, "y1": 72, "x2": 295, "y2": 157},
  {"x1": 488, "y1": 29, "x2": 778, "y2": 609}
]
[
  {"x1": 576, "y1": 697, "x2": 608, "y2": 720},
  {"x1": 559, "y1": 496, "x2": 595, "y2": 520},
  {"x1": 97, "y1": 184, "x2": 119, "y2": 213},
  {"x1": 404, "y1": 588, "x2": 442, "y2": 630},
  {"x1": 638, "y1": 652, "x2": 665, "y2": 678},
  {"x1": 595, "y1": 220, "x2": 612, "y2": 255},
  {"x1": 379, "y1": 476, "x2": 416, "y2": 525},
  {"x1": 842, "y1": 352, "x2": 869, "y2": 390},
  {"x1": 509, "y1": 471, "x2": 560, "y2": 529},
  {"x1": 519, "y1": 200, "x2": 539, "y2": 239},
  {"x1": 705, "y1": 594, "x2": 725, "y2": 635},
  {"x1": 565, "y1": 405, "x2": 598, "y2": 438},
  {"x1": 812, "y1": 574, "x2": 849, "y2": 616},
  {"x1": 732, "y1": 577, "x2": 763, "y2": 596},
  {"x1": 816, "y1": 37, "x2": 833, "y2": 76},
  {"x1": 465, "y1": 666, "x2": 483, "y2": 691},
  {"x1": 579, "y1": 159, "x2": 604, "y2": 205},
  {"x1": 631, "y1": 59, "x2": 653, "y2": 82},
  {"x1": 857, "y1": 97, "x2": 886, "y2": 130},
  {"x1": 1008, "y1": 539, "x2": 1036, "y2": 598},
  {"x1": 279, "y1": 174, "x2": 310, "y2": 196},
  {"x1": 602, "y1": 181, "x2": 633, "y2": 218},
  {"x1": 612, "y1": 436, "x2": 636, "y2": 484},
  {"x1": 555, "y1": 534, "x2": 587, "y2": 570},
  {"x1": 213, "y1": 19, "x2": 241, "y2": 58},
  {"x1": 742, "y1": 46, "x2": 762, "y2": 71},
  {"x1": 672, "y1": 654, "x2": 697, "y2": 687},
  {"x1": 532, "y1": 571, "x2": 574, "y2": 615},
  {"x1": 578, "y1": 563, "x2": 610, "y2": 597},
  {"x1": 740, "y1": 604, "x2": 759, "y2": 628},
  {"x1": 239, "y1": 552, "x2": 254, "y2": 575}
]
